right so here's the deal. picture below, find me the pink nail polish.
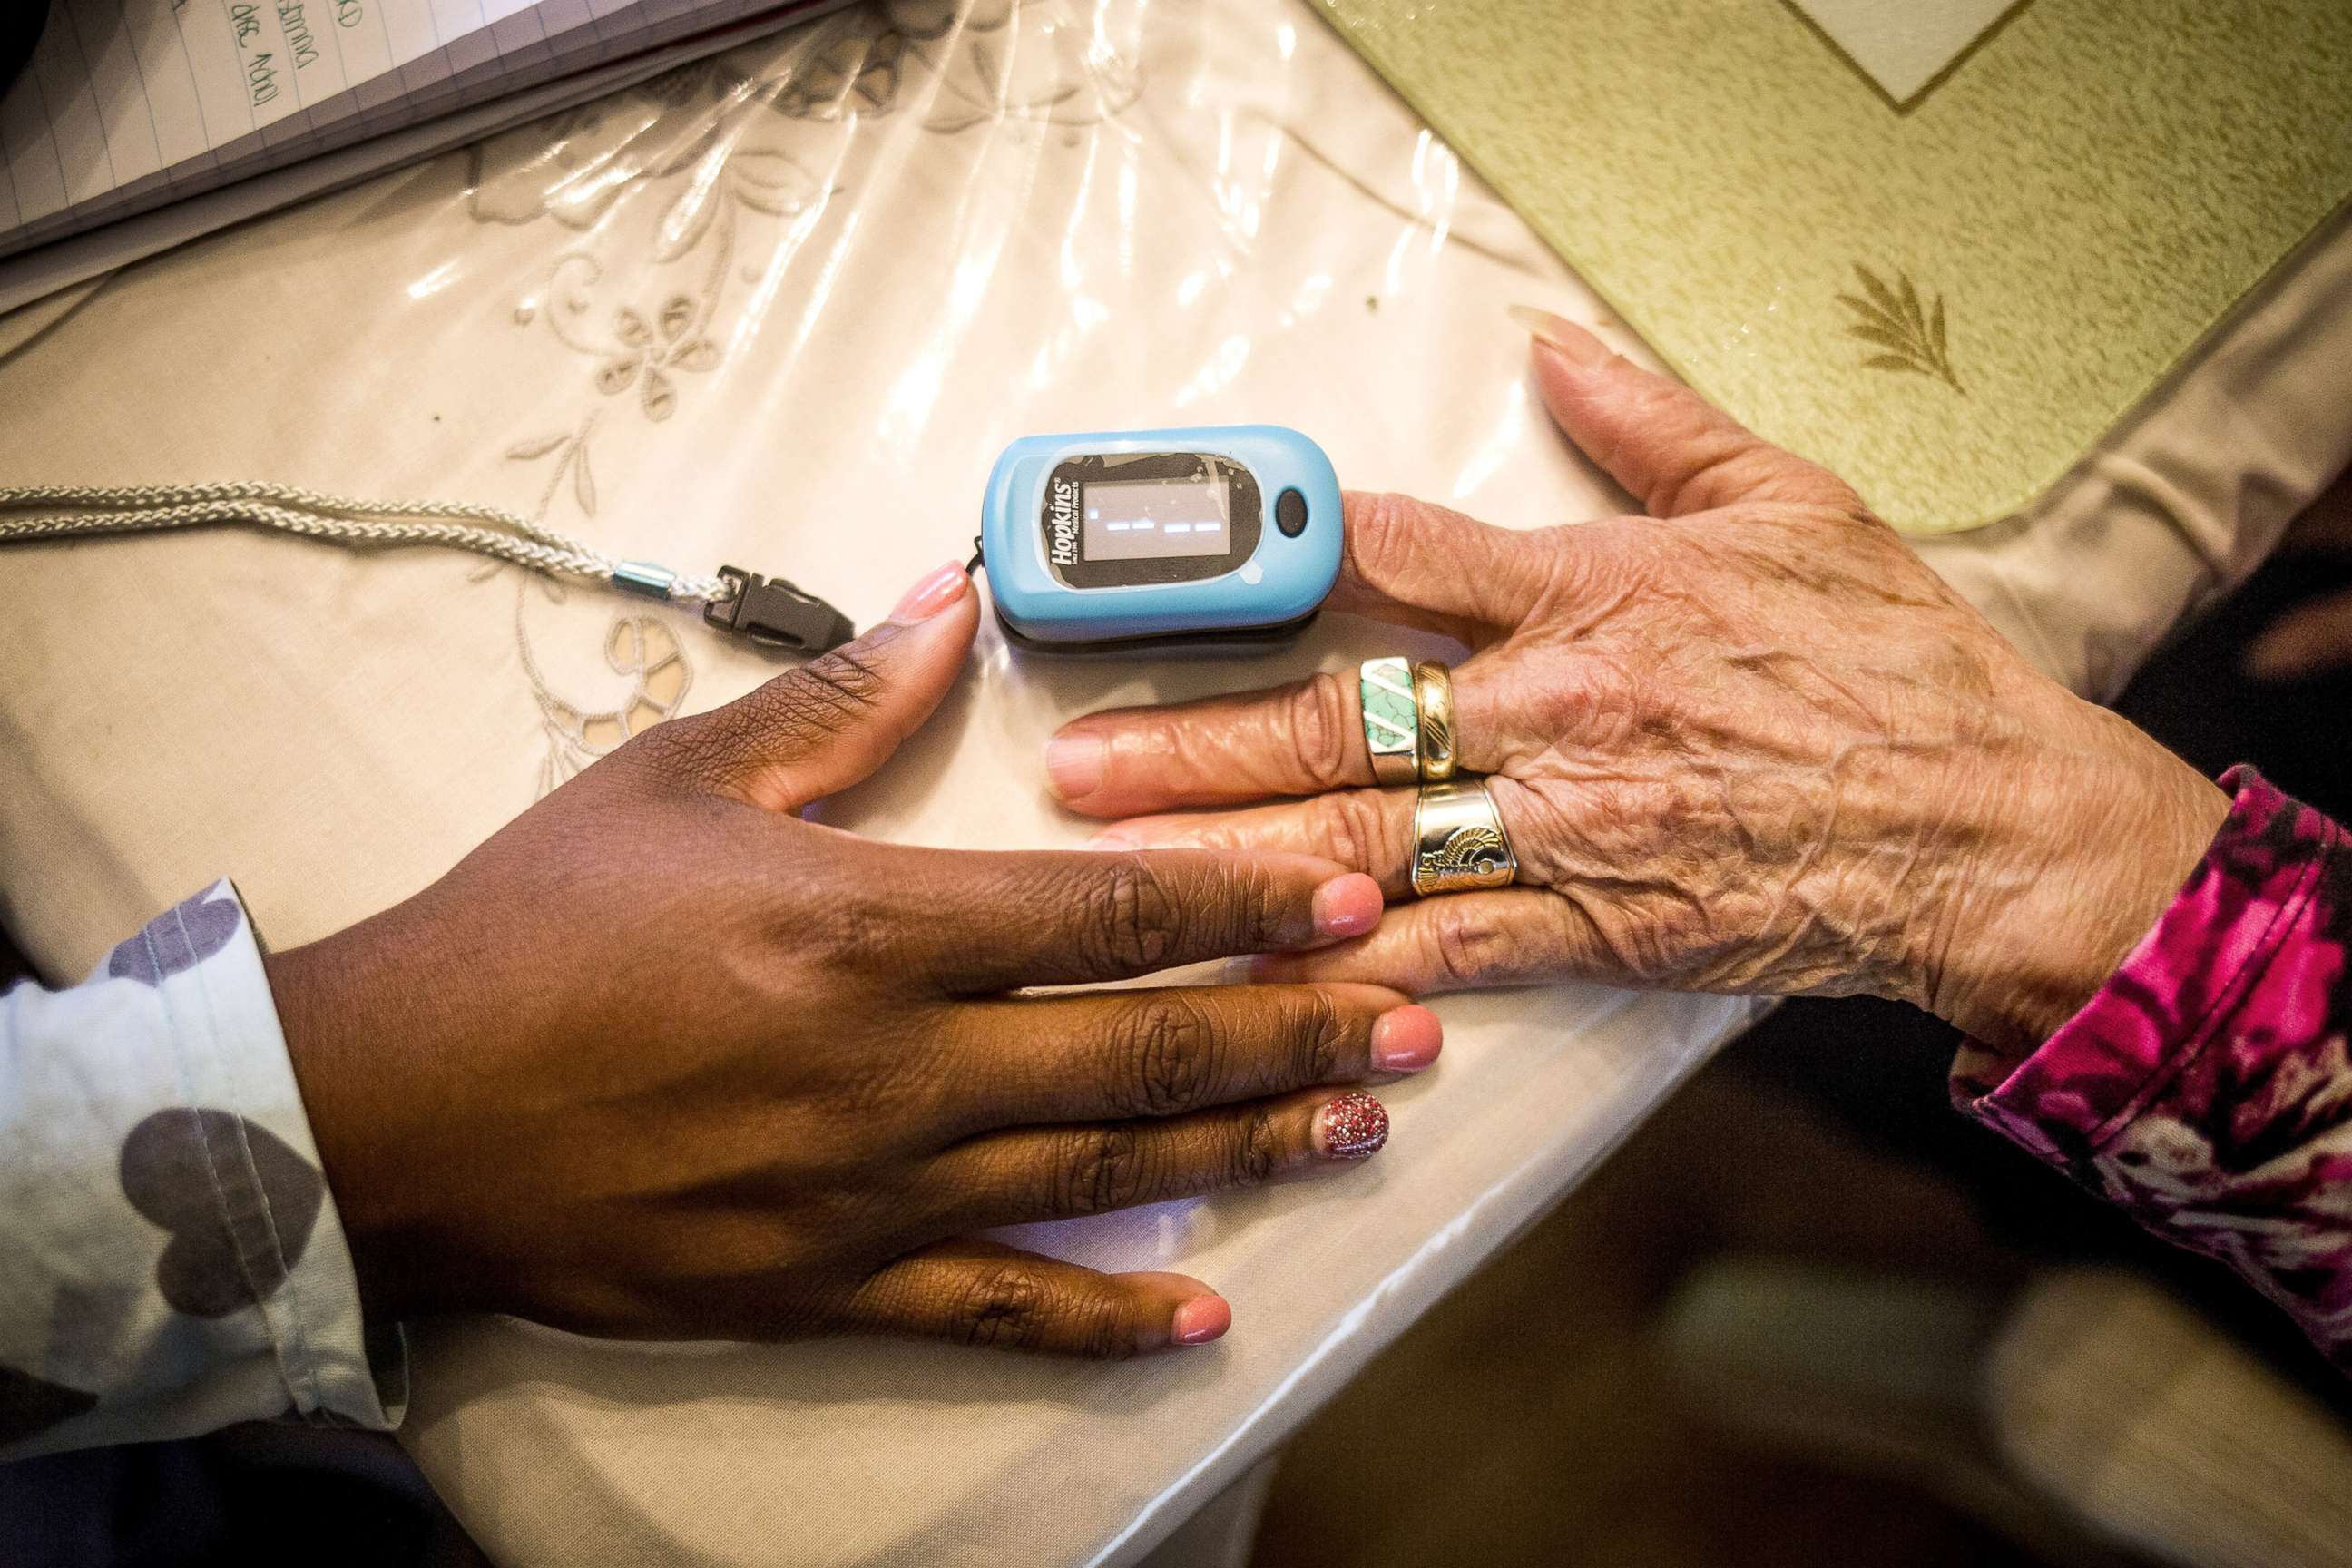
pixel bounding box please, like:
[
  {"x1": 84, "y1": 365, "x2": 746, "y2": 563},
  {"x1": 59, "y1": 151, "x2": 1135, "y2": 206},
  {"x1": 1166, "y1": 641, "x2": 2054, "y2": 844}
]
[
  {"x1": 1044, "y1": 732, "x2": 1106, "y2": 800},
  {"x1": 890, "y1": 561, "x2": 968, "y2": 623},
  {"x1": 1507, "y1": 304, "x2": 1612, "y2": 368},
  {"x1": 1370, "y1": 1005, "x2": 1442, "y2": 1073},
  {"x1": 1171, "y1": 1295, "x2": 1231, "y2": 1346},
  {"x1": 1317, "y1": 1092, "x2": 1390, "y2": 1160},
  {"x1": 1311, "y1": 873, "x2": 1383, "y2": 938}
]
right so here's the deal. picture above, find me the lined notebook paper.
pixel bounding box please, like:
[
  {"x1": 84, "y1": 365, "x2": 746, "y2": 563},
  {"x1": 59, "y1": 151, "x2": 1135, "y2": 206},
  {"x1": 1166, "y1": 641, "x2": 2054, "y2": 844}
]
[{"x1": 0, "y1": 0, "x2": 836, "y2": 273}]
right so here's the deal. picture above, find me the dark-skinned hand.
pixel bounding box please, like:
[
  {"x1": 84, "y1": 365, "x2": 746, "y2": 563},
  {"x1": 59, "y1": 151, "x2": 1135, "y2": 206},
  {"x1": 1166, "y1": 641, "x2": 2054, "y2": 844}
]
[{"x1": 269, "y1": 563, "x2": 1436, "y2": 1357}]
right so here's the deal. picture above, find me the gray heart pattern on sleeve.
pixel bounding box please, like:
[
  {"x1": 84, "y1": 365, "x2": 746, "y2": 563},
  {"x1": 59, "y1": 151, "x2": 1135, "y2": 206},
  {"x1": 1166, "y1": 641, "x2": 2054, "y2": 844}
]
[
  {"x1": 107, "y1": 890, "x2": 245, "y2": 986},
  {"x1": 121, "y1": 1110, "x2": 326, "y2": 1318},
  {"x1": 0, "y1": 1362, "x2": 99, "y2": 1447},
  {"x1": 5, "y1": 883, "x2": 395, "y2": 1447}
]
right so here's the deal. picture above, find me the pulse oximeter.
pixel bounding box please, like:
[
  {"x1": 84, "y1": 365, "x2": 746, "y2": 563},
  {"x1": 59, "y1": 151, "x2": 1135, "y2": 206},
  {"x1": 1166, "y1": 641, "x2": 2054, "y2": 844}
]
[{"x1": 979, "y1": 425, "x2": 1341, "y2": 652}]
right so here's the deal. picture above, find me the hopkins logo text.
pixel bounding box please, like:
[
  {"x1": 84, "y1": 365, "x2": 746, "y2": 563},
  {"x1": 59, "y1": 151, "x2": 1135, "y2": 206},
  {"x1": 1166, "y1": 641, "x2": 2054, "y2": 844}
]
[{"x1": 1048, "y1": 477, "x2": 1080, "y2": 566}]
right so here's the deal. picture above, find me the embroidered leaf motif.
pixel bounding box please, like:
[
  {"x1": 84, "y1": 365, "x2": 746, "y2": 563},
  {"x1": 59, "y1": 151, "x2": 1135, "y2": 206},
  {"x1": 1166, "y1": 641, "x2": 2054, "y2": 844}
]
[
  {"x1": 654, "y1": 201, "x2": 714, "y2": 264},
  {"x1": 1837, "y1": 265, "x2": 1965, "y2": 393},
  {"x1": 728, "y1": 149, "x2": 820, "y2": 219},
  {"x1": 595, "y1": 355, "x2": 642, "y2": 395},
  {"x1": 641, "y1": 368, "x2": 678, "y2": 422},
  {"x1": 505, "y1": 435, "x2": 566, "y2": 461},
  {"x1": 573, "y1": 443, "x2": 597, "y2": 515}
]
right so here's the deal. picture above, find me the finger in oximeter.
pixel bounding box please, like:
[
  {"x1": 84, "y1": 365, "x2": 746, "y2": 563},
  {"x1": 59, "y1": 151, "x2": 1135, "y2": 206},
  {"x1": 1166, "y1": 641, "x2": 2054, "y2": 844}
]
[{"x1": 979, "y1": 426, "x2": 1342, "y2": 652}]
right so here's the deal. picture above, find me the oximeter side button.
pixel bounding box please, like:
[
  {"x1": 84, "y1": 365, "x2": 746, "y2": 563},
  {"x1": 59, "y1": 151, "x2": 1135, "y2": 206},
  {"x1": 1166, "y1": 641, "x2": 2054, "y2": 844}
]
[{"x1": 1275, "y1": 487, "x2": 1309, "y2": 537}]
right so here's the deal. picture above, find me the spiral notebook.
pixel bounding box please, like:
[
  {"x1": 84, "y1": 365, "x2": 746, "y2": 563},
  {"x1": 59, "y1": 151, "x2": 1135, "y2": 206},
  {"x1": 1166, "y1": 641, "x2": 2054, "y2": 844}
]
[{"x1": 0, "y1": 0, "x2": 842, "y2": 307}]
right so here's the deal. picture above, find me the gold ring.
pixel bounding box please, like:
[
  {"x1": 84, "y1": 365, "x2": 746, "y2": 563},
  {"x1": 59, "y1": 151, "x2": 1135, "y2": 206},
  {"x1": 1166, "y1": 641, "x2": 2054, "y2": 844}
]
[
  {"x1": 1359, "y1": 657, "x2": 1419, "y2": 786},
  {"x1": 1412, "y1": 662, "x2": 1456, "y2": 782},
  {"x1": 1410, "y1": 779, "x2": 1517, "y2": 897}
]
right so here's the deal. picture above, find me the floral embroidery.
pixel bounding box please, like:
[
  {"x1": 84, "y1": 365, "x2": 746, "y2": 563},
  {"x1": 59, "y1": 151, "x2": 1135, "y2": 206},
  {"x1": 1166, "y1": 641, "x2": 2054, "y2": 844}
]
[
  {"x1": 461, "y1": 0, "x2": 1146, "y2": 793},
  {"x1": 599, "y1": 295, "x2": 719, "y2": 422},
  {"x1": 504, "y1": 422, "x2": 599, "y2": 519},
  {"x1": 498, "y1": 414, "x2": 695, "y2": 790},
  {"x1": 520, "y1": 612, "x2": 695, "y2": 793}
]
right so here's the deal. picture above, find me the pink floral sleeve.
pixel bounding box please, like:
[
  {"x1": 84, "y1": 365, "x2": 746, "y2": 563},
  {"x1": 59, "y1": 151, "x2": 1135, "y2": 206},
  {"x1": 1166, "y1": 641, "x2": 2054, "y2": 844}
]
[{"x1": 1952, "y1": 767, "x2": 2352, "y2": 1367}]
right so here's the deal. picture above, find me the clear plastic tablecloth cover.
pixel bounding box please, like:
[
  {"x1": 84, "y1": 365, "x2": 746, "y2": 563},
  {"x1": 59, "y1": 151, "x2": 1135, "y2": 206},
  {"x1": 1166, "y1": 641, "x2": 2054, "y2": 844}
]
[{"x1": 0, "y1": 2, "x2": 2347, "y2": 1564}]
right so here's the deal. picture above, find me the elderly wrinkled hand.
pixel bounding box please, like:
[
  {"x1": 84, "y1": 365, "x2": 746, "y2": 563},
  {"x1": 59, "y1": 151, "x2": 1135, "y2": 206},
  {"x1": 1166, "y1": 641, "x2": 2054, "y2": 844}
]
[{"x1": 1044, "y1": 312, "x2": 2230, "y2": 1054}]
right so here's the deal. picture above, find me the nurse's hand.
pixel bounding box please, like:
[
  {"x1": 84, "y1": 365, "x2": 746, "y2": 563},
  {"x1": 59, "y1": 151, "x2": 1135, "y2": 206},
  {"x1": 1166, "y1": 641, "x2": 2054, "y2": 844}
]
[
  {"x1": 1044, "y1": 314, "x2": 2229, "y2": 1054},
  {"x1": 268, "y1": 564, "x2": 1436, "y2": 1356}
]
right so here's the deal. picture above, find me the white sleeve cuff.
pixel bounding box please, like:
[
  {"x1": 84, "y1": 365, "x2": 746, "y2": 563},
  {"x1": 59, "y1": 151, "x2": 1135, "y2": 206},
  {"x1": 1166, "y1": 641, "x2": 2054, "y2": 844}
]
[{"x1": 0, "y1": 880, "x2": 403, "y2": 1456}]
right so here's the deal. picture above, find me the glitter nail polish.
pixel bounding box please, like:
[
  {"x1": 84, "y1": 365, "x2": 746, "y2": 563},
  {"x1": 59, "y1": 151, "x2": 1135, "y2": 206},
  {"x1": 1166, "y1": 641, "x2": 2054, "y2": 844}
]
[{"x1": 1318, "y1": 1092, "x2": 1389, "y2": 1160}]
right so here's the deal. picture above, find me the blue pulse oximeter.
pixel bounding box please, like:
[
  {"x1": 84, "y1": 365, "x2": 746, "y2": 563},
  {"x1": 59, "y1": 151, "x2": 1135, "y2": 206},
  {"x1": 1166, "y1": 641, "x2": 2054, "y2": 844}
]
[{"x1": 979, "y1": 425, "x2": 1342, "y2": 652}]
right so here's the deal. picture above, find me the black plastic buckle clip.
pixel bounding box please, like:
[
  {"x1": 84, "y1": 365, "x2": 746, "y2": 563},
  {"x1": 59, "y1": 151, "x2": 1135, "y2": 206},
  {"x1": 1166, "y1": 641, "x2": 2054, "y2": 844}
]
[{"x1": 702, "y1": 566, "x2": 856, "y2": 654}]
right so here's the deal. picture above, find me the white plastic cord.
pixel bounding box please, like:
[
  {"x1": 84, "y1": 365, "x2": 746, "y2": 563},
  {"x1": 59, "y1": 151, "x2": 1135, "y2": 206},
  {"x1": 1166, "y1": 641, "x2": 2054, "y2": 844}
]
[{"x1": 0, "y1": 481, "x2": 734, "y2": 604}]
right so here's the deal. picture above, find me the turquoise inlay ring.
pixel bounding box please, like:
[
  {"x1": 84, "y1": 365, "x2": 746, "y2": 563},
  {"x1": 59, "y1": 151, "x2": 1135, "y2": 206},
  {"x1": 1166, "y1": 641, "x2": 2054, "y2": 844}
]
[{"x1": 1359, "y1": 657, "x2": 1420, "y2": 785}]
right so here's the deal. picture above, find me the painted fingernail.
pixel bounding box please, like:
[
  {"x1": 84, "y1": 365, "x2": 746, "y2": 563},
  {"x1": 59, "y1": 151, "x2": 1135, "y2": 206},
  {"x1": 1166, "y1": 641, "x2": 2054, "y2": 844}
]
[
  {"x1": 1316, "y1": 1092, "x2": 1390, "y2": 1161},
  {"x1": 1311, "y1": 873, "x2": 1383, "y2": 938},
  {"x1": 1508, "y1": 304, "x2": 1612, "y2": 368},
  {"x1": 890, "y1": 560, "x2": 969, "y2": 623},
  {"x1": 1171, "y1": 1295, "x2": 1232, "y2": 1346},
  {"x1": 1044, "y1": 732, "x2": 1105, "y2": 800},
  {"x1": 1370, "y1": 1004, "x2": 1442, "y2": 1073}
]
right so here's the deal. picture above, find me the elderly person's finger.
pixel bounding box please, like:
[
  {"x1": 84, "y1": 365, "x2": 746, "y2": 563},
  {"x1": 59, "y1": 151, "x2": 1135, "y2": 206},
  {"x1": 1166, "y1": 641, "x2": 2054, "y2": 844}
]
[
  {"x1": 1084, "y1": 778, "x2": 1545, "y2": 905},
  {"x1": 1085, "y1": 789, "x2": 1422, "y2": 896},
  {"x1": 1244, "y1": 889, "x2": 1605, "y2": 995},
  {"x1": 1516, "y1": 308, "x2": 1858, "y2": 517},
  {"x1": 1043, "y1": 658, "x2": 1524, "y2": 818},
  {"x1": 1324, "y1": 490, "x2": 1572, "y2": 642}
]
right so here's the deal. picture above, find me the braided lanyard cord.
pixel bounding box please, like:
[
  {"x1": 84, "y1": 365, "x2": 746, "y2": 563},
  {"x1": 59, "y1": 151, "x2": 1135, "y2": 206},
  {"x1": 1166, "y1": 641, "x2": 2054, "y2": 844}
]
[
  {"x1": 0, "y1": 483, "x2": 858, "y2": 651},
  {"x1": 0, "y1": 482, "x2": 735, "y2": 603}
]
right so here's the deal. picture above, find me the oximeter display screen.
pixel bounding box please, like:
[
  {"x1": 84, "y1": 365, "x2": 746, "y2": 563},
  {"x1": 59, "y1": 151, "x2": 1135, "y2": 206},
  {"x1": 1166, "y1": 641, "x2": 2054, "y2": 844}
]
[
  {"x1": 1082, "y1": 477, "x2": 1232, "y2": 562},
  {"x1": 1041, "y1": 450, "x2": 1263, "y2": 590}
]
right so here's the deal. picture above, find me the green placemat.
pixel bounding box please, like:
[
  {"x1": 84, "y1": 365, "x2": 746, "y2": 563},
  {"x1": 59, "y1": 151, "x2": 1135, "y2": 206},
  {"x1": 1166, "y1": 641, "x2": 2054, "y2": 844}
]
[{"x1": 1316, "y1": 0, "x2": 2352, "y2": 533}]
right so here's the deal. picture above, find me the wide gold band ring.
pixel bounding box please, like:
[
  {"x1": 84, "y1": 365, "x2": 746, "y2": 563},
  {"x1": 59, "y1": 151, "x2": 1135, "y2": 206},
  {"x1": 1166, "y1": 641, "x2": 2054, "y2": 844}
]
[
  {"x1": 1410, "y1": 779, "x2": 1517, "y2": 897},
  {"x1": 1412, "y1": 662, "x2": 1456, "y2": 782}
]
